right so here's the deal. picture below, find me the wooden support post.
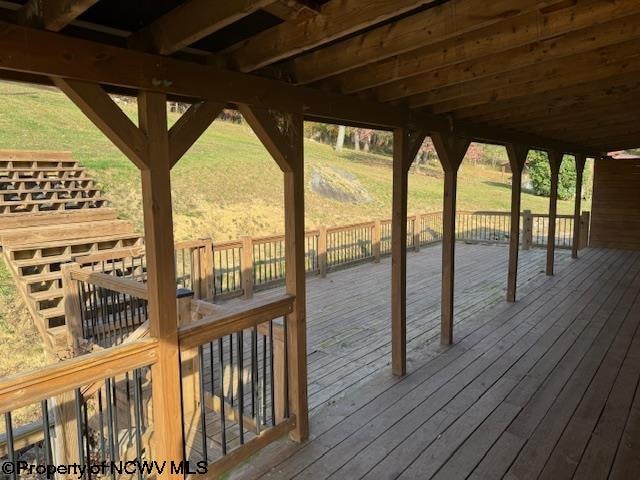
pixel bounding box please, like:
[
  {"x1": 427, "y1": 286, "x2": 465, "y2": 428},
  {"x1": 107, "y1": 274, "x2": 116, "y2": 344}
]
[
  {"x1": 54, "y1": 78, "x2": 225, "y2": 471},
  {"x1": 572, "y1": 154, "x2": 587, "y2": 259},
  {"x1": 176, "y1": 292, "x2": 198, "y2": 459},
  {"x1": 200, "y1": 237, "x2": 214, "y2": 301},
  {"x1": 61, "y1": 263, "x2": 83, "y2": 353},
  {"x1": 372, "y1": 220, "x2": 381, "y2": 263},
  {"x1": 239, "y1": 104, "x2": 308, "y2": 441},
  {"x1": 318, "y1": 226, "x2": 328, "y2": 277},
  {"x1": 242, "y1": 236, "x2": 254, "y2": 299},
  {"x1": 579, "y1": 211, "x2": 590, "y2": 250},
  {"x1": 431, "y1": 132, "x2": 471, "y2": 346},
  {"x1": 522, "y1": 210, "x2": 533, "y2": 250},
  {"x1": 138, "y1": 91, "x2": 184, "y2": 469},
  {"x1": 413, "y1": 215, "x2": 421, "y2": 252},
  {"x1": 392, "y1": 127, "x2": 427, "y2": 375},
  {"x1": 547, "y1": 150, "x2": 563, "y2": 276},
  {"x1": 505, "y1": 144, "x2": 529, "y2": 303}
]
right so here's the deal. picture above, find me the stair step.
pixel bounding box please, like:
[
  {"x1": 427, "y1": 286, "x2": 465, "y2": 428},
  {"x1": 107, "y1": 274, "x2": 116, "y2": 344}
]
[
  {"x1": 1, "y1": 220, "x2": 133, "y2": 246},
  {"x1": 8, "y1": 232, "x2": 143, "y2": 255},
  {"x1": 0, "y1": 150, "x2": 74, "y2": 163},
  {"x1": 0, "y1": 208, "x2": 117, "y2": 232},
  {"x1": 32, "y1": 288, "x2": 63, "y2": 302},
  {"x1": 23, "y1": 271, "x2": 62, "y2": 284},
  {"x1": 39, "y1": 306, "x2": 65, "y2": 320}
]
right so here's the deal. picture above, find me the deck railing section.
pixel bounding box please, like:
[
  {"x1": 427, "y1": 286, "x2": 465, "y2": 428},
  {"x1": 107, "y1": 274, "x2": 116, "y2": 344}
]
[
  {"x1": 0, "y1": 340, "x2": 157, "y2": 477},
  {"x1": 178, "y1": 293, "x2": 296, "y2": 477},
  {"x1": 59, "y1": 261, "x2": 298, "y2": 477}
]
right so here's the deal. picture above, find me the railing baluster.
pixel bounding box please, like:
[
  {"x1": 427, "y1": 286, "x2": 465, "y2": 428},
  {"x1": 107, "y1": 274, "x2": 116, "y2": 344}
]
[
  {"x1": 236, "y1": 330, "x2": 244, "y2": 445},
  {"x1": 41, "y1": 400, "x2": 53, "y2": 467},
  {"x1": 217, "y1": 338, "x2": 227, "y2": 455},
  {"x1": 4, "y1": 412, "x2": 16, "y2": 480}
]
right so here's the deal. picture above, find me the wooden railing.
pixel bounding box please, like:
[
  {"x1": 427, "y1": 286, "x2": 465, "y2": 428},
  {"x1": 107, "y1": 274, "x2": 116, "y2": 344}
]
[
  {"x1": 0, "y1": 339, "x2": 157, "y2": 474},
  {"x1": 64, "y1": 210, "x2": 587, "y2": 305},
  {"x1": 57, "y1": 263, "x2": 298, "y2": 477},
  {"x1": 177, "y1": 292, "x2": 296, "y2": 477},
  {"x1": 215, "y1": 209, "x2": 587, "y2": 299}
]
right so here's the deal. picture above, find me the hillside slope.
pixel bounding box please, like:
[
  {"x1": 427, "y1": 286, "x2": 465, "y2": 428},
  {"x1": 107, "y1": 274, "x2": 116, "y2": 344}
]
[{"x1": 0, "y1": 81, "x2": 580, "y2": 243}]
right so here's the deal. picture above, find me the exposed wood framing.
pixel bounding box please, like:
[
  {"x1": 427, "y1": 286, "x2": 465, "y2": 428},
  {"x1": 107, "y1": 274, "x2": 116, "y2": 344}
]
[
  {"x1": 391, "y1": 126, "x2": 427, "y2": 375},
  {"x1": 263, "y1": 0, "x2": 321, "y2": 21},
  {"x1": 505, "y1": 143, "x2": 529, "y2": 302},
  {"x1": 546, "y1": 150, "x2": 564, "y2": 276},
  {"x1": 239, "y1": 105, "x2": 309, "y2": 441},
  {"x1": 16, "y1": 0, "x2": 97, "y2": 31},
  {"x1": 52, "y1": 78, "x2": 148, "y2": 169},
  {"x1": 431, "y1": 132, "x2": 471, "y2": 345},
  {"x1": 128, "y1": 0, "x2": 275, "y2": 55},
  {"x1": 372, "y1": 6, "x2": 640, "y2": 102},
  {"x1": 572, "y1": 154, "x2": 587, "y2": 259},
  {"x1": 337, "y1": 0, "x2": 640, "y2": 94},
  {"x1": 168, "y1": 101, "x2": 224, "y2": 168},
  {"x1": 220, "y1": 0, "x2": 440, "y2": 72},
  {"x1": 0, "y1": 22, "x2": 599, "y2": 154},
  {"x1": 285, "y1": 0, "x2": 563, "y2": 85}
]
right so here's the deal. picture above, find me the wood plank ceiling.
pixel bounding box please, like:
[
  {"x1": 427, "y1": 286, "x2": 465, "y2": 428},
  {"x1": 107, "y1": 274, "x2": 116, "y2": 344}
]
[{"x1": 1, "y1": 0, "x2": 639, "y2": 153}]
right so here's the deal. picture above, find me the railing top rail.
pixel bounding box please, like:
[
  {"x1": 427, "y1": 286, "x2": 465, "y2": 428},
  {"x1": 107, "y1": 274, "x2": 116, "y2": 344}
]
[
  {"x1": 252, "y1": 233, "x2": 287, "y2": 244},
  {"x1": 0, "y1": 339, "x2": 157, "y2": 413},
  {"x1": 74, "y1": 246, "x2": 145, "y2": 266},
  {"x1": 70, "y1": 268, "x2": 149, "y2": 300},
  {"x1": 179, "y1": 293, "x2": 294, "y2": 350},
  {"x1": 174, "y1": 237, "x2": 212, "y2": 250},
  {"x1": 327, "y1": 221, "x2": 376, "y2": 234},
  {"x1": 213, "y1": 239, "x2": 243, "y2": 250}
]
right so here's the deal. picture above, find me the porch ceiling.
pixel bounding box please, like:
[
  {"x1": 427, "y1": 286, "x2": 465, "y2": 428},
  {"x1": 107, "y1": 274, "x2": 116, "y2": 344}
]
[{"x1": 0, "y1": 0, "x2": 639, "y2": 153}]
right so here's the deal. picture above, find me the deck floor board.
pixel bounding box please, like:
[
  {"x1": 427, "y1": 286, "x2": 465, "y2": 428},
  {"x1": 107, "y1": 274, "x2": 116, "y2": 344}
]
[{"x1": 227, "y1": 244, "x2": 640, "y2": 480}]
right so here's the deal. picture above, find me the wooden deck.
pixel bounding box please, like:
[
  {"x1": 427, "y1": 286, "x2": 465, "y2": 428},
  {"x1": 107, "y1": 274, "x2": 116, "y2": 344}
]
[{"x1": 227, "y1": 244, "x2": 640, "y2": 480}]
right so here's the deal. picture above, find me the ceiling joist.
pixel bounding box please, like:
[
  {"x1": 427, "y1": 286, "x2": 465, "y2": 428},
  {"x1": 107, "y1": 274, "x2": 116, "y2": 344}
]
[{"x1": 128, "y1": 0, "x2": 275, "y2": 55}]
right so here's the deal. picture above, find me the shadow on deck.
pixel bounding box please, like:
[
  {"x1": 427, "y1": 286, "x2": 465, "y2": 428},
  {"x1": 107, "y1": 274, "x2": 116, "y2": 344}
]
[{"x1": 224, "y1": 244, "x2": 640, "y2": 479}]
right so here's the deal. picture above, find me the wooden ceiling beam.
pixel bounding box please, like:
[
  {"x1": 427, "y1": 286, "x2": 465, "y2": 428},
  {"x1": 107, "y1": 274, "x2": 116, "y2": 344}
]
[
  {"x1": 220, "y1": 0, "x2": 440, "y2": 72},
  {"x1": 262, "y1": 0, "x2": 321, "y2": 22},
  {"x1": 528, "y1": 116, "x2": 640, "y2": 140},
  {"x1": 0, "y1": 21, "x2": 599, "y2": 155},
  {"x1": 477, "y1": 93, "x2": 640, "y2": 128},
  {"x1": 336, "y1": 0, "x2": 640, "y2": 95},
  {"x1": 503, "y1": 104, "x2": 640, "y2": 131},
  {"x1": 452, "y1": 73, "x2": 640, "y2": 120},
  {"x1": 16, "y1": 0, "x2": 97, "y2": 31},
  {"x1": 374, "y1": 13, "x2": 640, "y2": 103},
  {"x1": 286, "y1": 0, "x2": 567, "y2": 85},
  {"x1": 0, "y1": 21, "x2": 421, "y2": 129},
  {"x1": 128, "y1": 0, "x2": 275, "y2": 55},
  {"x1": 422, "y1": 54, "x2": 640, "y2": 114},
  {"x1": 414, "y1": 43, "x2": 640, "y2": 112}
]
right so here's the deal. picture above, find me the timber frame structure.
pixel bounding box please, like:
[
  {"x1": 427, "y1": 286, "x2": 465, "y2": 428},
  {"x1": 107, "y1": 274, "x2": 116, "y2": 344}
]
[{"x1": 0, "y1": 0, "x2": 639, "y2": 477}]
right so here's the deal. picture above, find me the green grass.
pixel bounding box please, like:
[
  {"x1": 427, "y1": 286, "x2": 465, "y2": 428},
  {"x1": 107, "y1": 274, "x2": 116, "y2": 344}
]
[
  {"x1": 0, "y1": 81, "x2": 581, "y2": 242},
  {"x1": 0, "y1": 80, "x2": 587, "y2": 376}
]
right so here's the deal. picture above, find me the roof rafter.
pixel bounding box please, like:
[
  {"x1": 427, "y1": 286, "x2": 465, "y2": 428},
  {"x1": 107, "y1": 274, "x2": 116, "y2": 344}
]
[
  {"x1": 16, "y1": 0, "x2": 97, "y2": 31},
  {"x1": 374, "y1": 11, "x2": 640, "y2": 103},
  {"x1": 335, "y1": 0, "x2": 640, "y2": 94},
  {"x1": 128, "y1": 0, "x2": 276, "y2": 55},
  {"x1": 219, "y1": 0, "x2": 440, "y2": 72},
  {"x1": 284, "y1": 0, "x2": 573, "y2": 85}
]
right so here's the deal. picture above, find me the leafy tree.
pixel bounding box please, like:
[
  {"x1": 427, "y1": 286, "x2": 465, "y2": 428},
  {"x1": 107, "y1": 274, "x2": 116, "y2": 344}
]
[{"x1": 526, "y1": 150, "x2": 580, "y2": 200}]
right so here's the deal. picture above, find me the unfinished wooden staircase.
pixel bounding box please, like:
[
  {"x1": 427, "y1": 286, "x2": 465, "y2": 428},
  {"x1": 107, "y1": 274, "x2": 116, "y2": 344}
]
[{"x1": 0, "y1": 150, "x2": 143, "y2": 345}]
